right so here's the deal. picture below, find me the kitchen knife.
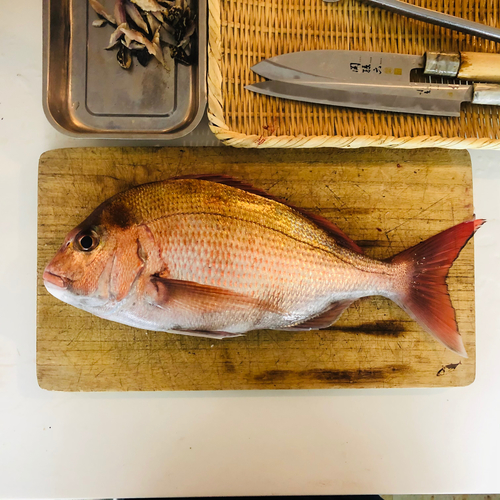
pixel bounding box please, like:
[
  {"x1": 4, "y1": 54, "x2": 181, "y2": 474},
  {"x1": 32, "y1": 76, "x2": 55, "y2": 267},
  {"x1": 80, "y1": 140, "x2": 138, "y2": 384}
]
[
  {"x1": 251, "y1": 50, "x2": 500, "y2": 84},
  {"x1": 247, "y1": 51, "x2": 500, "y2": 115},
  {"x1": 246, "y1": 79, "x2": 500, "y2": 116}
]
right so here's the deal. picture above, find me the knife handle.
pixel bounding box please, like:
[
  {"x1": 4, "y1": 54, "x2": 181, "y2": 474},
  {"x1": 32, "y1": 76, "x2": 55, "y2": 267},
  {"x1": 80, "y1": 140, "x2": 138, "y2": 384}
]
[
  {"x1": 425, "y1": 52, "x2": 500, "y2": 83},
  {"x1": 458, "y1": 52, "x2": 500, "y2": 83},
  {"x1": 472, "y1": 83, "x2": 500, "y2": 106}
]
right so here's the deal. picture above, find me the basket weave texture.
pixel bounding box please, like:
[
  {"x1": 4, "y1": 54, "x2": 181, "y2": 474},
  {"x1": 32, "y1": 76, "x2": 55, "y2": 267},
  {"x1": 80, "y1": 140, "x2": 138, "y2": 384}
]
[{"x1": 207, "y1": 0, "x2": 500, "y2": 148}]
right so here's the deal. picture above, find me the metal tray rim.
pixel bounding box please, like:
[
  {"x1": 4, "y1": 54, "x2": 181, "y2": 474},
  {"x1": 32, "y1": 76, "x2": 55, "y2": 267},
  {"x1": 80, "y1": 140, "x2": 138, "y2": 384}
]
[{"x1": 42, "y1": 0, "x2": 207, "y2": 140}]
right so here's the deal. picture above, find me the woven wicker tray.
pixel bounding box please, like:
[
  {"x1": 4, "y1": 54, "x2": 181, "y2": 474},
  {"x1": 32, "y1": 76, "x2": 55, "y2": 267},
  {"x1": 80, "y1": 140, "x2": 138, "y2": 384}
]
[{"x1": 207, "y1": 0, "x2": 500, "y2": 148}]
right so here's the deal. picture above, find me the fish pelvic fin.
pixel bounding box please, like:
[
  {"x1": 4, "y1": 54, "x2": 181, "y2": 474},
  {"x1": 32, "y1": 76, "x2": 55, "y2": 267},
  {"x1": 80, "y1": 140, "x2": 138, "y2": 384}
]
[
  {"x1": 389, "y1": 219, "x2": 485, "y2": 357},
  {"x1": 166, "y1": 329, "x2": 245, "y2": 340}
]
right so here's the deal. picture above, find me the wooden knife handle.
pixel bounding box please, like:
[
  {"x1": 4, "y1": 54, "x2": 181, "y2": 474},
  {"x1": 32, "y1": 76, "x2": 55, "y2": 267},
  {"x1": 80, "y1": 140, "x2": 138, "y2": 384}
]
[
  {"x1": 425, "y1": 52, "x2": 500, "y2": 83},
  {"x1": 458, "y1": 52, "x2": 500, "y2": 83}
]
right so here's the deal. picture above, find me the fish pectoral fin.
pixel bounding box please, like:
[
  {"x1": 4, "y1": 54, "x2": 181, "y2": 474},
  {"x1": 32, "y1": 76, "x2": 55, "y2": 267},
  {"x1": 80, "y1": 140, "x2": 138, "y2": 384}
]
[
  {"x1": 146, "y1": 276, "x2": 279, "y2": 314},
  {"x1": 166, "y1": 329, "x2": 245, "y2": 340},
  {"x1": 284, "y1": 299, "x2": 355, "y2": 331}
]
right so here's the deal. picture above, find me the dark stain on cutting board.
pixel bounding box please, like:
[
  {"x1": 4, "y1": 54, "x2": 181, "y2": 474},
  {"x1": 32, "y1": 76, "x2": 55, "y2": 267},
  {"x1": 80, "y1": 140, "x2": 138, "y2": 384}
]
[
  {"x1": 325, "y1": 320, "x2": 406, "y2": 337},
  {"x1": 254, "y1": 365, "x2": 409, "y2": 384}
]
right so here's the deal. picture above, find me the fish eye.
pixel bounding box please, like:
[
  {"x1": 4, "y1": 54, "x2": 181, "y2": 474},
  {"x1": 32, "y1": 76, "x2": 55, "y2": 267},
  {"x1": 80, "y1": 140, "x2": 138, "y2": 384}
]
[{"x1": 75, "y1": 230, "x2": 99, "y2": 252}]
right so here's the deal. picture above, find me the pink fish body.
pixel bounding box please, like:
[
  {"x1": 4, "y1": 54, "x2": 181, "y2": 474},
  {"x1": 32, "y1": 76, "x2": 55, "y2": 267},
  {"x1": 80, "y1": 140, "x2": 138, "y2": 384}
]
[{"x1": 43, "y1": 175, "x2": 483, "y2": 357}]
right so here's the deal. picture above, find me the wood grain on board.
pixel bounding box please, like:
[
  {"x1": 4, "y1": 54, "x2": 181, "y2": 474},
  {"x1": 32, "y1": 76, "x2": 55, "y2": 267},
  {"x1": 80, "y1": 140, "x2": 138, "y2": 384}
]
[{"x1": 37, "y1": 147, "x2": 476, "y2": 391}]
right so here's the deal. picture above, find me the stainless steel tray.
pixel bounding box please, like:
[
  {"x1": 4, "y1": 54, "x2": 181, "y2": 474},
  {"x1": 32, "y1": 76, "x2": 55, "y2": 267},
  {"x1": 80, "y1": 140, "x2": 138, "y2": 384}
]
[{"x1": 43, "y1": 0, "x2": 206, "y2": 139}]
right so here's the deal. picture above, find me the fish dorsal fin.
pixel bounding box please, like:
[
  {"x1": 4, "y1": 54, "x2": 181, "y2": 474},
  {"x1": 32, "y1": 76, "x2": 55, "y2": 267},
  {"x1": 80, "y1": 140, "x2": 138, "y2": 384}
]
[
  {"x1": 283, "y1": 299, "x2": 355, "y2": 331},
  {"x1": 171, "y1": 174, "x2": 363, "y2": 254}
]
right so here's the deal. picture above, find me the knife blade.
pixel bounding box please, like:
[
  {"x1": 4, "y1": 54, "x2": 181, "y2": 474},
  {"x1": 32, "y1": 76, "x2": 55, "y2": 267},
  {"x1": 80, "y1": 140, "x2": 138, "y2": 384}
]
[
  {"x1": 245, "y1": 80, "x2": 470, "y2": 116},
  {"x1": 251, "y1": 50, "x2": 425, "y2": 85},
  {"x1": 251, "y1": 50, "x2": 500, "y2": 85}
]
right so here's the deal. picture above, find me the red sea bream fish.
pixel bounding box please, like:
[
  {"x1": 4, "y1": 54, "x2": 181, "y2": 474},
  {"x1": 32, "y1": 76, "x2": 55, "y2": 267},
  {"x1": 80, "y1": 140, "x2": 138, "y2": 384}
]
[{"x1": 43, "y1": 175, "x2": 484, "y2": 357}]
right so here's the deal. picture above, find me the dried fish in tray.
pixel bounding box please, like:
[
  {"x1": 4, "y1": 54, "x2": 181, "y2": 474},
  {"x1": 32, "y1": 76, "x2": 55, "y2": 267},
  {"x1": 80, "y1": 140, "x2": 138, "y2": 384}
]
[{"x1": 89, "y1": 0, "x2": 197, "y2": 69}]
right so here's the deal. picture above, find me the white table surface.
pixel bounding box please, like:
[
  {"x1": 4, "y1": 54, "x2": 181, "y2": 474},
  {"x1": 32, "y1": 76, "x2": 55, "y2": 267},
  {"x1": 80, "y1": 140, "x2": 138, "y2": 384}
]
[{"x1": 1, "y1": 2, "x2": 500, "y2": 498}]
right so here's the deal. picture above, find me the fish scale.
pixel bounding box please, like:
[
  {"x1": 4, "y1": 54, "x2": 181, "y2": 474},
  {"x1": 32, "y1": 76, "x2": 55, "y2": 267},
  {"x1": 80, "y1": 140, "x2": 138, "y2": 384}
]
[
  {"x1": 150, "y1": 212, "x2": 389, "y2": 312},
  {"x1": 107, "y1": 180, "x2": 364, "y2": 259}
]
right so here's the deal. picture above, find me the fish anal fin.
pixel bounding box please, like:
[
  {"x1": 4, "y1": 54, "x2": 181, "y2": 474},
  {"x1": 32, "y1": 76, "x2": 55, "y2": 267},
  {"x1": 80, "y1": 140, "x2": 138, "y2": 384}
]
[
  {"x1": 284, "y1": 299, "x2": 355, "y2": 331},
  {"x1": 146, "y1": 276, "x2": 280, "y2": 314},
  {"x1": 171, "y1": 174, "x2": 363, "y2": 254}
]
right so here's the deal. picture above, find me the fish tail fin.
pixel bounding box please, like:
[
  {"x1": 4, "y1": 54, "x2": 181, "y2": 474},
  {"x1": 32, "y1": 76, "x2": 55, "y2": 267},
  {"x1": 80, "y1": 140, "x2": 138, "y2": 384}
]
[{"x1": 389, "y1": 219, "x2": 485, "y2": 357}]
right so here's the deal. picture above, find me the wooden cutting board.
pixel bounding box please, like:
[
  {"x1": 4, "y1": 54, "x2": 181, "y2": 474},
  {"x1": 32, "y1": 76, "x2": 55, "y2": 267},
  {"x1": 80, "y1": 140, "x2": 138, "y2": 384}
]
[{"x1": 37, "y1": 147, "x2": 476, "y2": 391}]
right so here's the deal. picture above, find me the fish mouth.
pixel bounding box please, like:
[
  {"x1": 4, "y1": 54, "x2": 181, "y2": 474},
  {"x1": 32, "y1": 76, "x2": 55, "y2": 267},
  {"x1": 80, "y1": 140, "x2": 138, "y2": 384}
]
[{"x1": 43, "y1": 270, "x2": 68, "y2": 289}]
